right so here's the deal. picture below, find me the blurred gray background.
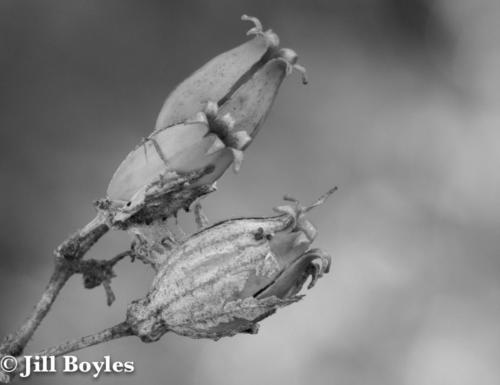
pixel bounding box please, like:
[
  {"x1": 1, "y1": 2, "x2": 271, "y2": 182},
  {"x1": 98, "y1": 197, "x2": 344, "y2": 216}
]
[{"x1": 1, "y1": 0, "x2": 499, "y2": 384}]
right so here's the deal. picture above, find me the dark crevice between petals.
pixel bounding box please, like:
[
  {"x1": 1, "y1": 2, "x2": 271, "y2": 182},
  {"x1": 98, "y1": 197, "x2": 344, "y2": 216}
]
[{"x1": 217, "y1": 46, "x2": 280, "y2": 108}]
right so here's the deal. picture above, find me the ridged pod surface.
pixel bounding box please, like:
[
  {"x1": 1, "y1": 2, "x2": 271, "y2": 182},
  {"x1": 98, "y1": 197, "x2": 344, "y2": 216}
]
[{"x1": 126, "y1": 189, "x2": 335, "y2": 341}]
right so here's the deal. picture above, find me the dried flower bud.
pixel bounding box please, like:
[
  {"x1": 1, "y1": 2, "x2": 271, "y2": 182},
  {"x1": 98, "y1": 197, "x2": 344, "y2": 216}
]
[
  {"x1": 126, "y1": 188, "x2": 335, "y2": 341},
  {"x1": 155, "y1": 15, "x2": 307, "y2": 143}
]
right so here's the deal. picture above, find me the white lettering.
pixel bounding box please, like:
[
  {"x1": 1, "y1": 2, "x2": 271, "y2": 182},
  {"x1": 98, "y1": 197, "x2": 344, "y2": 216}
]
[{"x1": 63, "y1": 355, "x2": 79, "y2": 372}]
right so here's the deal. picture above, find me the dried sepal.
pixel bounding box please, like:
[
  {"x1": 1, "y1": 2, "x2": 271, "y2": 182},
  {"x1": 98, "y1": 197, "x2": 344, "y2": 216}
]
[{"x1": 100, "y1": 166, "x2": 216, "y2": 230}]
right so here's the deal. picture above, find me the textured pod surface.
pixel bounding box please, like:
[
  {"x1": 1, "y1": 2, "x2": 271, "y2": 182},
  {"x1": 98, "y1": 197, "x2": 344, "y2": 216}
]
[{"x1": 126, "y1": 190, "x2": 334, "y2": 341}]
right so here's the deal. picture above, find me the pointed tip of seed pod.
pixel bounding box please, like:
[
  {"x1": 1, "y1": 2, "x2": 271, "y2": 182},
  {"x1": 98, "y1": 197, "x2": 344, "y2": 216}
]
[
  {"x1": 241, "y1": 14, "x2": 280, "y2": 47},
  {"x1": 231, "y1": 148, "x2": 244, "y2": 172},
  {"x1": 206, "y1": 136, "x2": 226, "y2": 155},
  {"x1": 294, "y1": 64, "x2": 309, "y2": 85},
  {"x1": 204, "y1": 101, "x2": 219, "y2": 119},
  {"x1": 304, "y1": 186, "x2": 338, "y2": 213},
  {"x1": 241, "y1": 14, "x2": 263, "y2": 35},
  {"x1": 271, "y1": 187, "x2": 337, "y2": 229}
]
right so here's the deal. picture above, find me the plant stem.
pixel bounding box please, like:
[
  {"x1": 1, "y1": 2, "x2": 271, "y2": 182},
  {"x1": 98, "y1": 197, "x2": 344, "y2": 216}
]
[
  {"x1": 56, "y1": 211, "x2": 110, "y2": 261},
  {"x1": 35, "y1": 322, "x2": 132, "y2": 358},
  {"x1": 0, "y1": 260, "x2": 72, "y2": 357},
  {"x1": 0, "y1": 212, "x2": 110, "y2": 357}
]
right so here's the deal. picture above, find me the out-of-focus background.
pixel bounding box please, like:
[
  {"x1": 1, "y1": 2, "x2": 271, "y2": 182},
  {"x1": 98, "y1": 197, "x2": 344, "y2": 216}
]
[{"x1": 1, "y1": 0, "x2": 499, "y2": 384}]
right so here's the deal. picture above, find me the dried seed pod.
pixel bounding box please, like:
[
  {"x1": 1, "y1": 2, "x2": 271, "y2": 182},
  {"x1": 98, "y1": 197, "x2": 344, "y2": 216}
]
[
  {"x1": 155, "y1": 15, "x2": 307, "y2": 146},
  {"x1": 126, "y1": 188, "x2": 335, "y2": 341},
  {"x1": 102, "y1": 15, "x2": 307, "y2": 228}
]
